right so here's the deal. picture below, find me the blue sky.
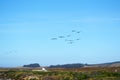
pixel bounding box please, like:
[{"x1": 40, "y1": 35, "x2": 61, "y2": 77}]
[{"x1": 0, "y1": 0, "x2": 120, "y2": 67}]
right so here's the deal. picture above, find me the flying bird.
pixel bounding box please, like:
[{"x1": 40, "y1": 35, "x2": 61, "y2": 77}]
[
  {"x1": 51, "y1": 38, "x2": 57, "y2": 40},
  {"x1": 68, "y1": 41, "x2": 73, "y2": 44},
  {"x1": 51, "y1": 27, "x2": 82, "y2": 44},
  {"x1": 59, "y1": 36, "x2": 65, "y2": 38},
  {"x1": 77, "y1": 31, "x2": 81, "y2": 33},
  {"x1": 66, "y1": 35, "x2": 71, "y2": 37},
  {"x1": 72, "y1": 30, "x2": 76, "y2": 32},
  {"x1": 76, "y1": 39, "x2": 80, "y2": 40}
]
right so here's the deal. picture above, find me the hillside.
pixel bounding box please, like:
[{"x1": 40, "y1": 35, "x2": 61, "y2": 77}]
[
  {"x1": 48, "y1": 61, "x2": 120, "y2": 68},
  {"x1": 89, "y1": 61, "x2": 120, "y2": 67}
]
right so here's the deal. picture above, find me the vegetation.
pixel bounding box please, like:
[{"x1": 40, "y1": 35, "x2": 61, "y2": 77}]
[
  {"x1": 23, "y1": 63, "x2": 40, "y2": 68},
  {"x1": 49, "y1": 63, "x2": 84, "y2": 68},
  {"x1": 0, "y1": 67, "x2": 120, "y2": 80}
]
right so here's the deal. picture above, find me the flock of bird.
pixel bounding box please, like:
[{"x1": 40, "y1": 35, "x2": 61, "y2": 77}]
[{"x1": 51, "y1": 30, "x2": 81, "y2": 44}]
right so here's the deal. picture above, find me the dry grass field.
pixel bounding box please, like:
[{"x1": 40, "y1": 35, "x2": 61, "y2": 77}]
[{"x1": 0, "y1": 67, "x2": 120, "y2": 80}]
